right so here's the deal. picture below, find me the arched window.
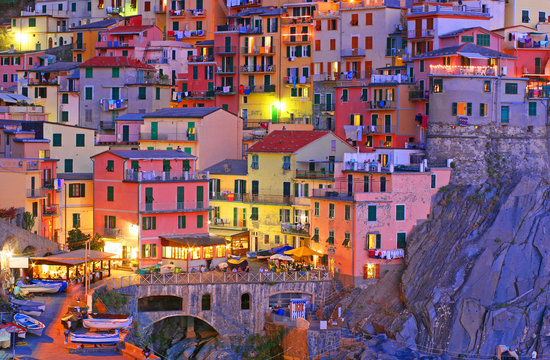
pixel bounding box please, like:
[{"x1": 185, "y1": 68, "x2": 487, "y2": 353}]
[
  {"x1": 59, "y1": 36, "x2": 64, "y2": 46},
  {"x1": 201, "y1": 294, "x2": 211, "y2": 311},
  {"x1": 241, "y1": 293, "x2": 250, "y2": 310}
]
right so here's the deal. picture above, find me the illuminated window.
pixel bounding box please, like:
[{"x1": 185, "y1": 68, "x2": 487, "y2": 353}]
[
  {"x1": 203, "y1": 246, "x2": 213, "y2": 259},
  {"x1": 432, "y1": 79, "x2": 443, "y2": 93},
  {"x1": 451, "y1": 102, "x2": 472, "y2": 116},
  {"x1": 363, "y1": 263, "x2": 379, "y2": 279},
  {"x1": 216, "y1": 246, "x2": 225, "y2": 258},
  {"x1": 191, "y1": 247, "x2": 201, "y2": 260},
  {"x1": 366, "y1": 233, "x2": 380, "y2": 249}
]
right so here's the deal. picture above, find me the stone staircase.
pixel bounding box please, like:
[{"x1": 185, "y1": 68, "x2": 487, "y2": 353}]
[{"x1": 115, "y1": 263, "x2": 134, "y2": 272}]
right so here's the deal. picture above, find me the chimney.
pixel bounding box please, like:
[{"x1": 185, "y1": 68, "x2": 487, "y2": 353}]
[{"x1": 224, "y1": 163, "x2": 230, "y2": 173}]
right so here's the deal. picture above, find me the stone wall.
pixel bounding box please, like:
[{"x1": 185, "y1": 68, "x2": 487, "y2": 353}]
[
  {"x1": 0, "y1": 218, "x2": 58, "y2": 255},
  {"x1": 308, "y1": 327, "x2": 342, "y2": 359},
  {"x1": 112, "y1": 280, "x2": 334, "y2": 337}
]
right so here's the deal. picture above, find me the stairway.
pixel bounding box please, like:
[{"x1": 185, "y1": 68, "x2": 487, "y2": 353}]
[{"x1": 115, "y1": 263, "x2": 134, "y2": 272}]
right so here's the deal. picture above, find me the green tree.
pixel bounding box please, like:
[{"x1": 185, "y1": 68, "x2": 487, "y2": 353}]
[
  {"x1": 67, "y1": 227, "x2": 105, "y2": 252},
  {"x1": 22, "y1": 211, "x2": 35, "y2": 231}
]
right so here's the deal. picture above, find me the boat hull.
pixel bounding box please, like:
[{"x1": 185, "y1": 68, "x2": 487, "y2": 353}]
[
  {"x1": 16, "y1": 282, "x2": 62, "y2": 294},
  {"x1": 70, "y1": 331, "x2": 120, "y2": 345},
  {"x1": 31, "y1": 280, "x2": 67, "y2": 293},
  {"x1": 14, "y1": 314, "x2": 45, "y2": 337},
  {"x1": 18, "y1": 309, "x2": 44, "y2": 318},
  {"x1": 82, "y1": 317, "x2": 132, "y2": 330}
]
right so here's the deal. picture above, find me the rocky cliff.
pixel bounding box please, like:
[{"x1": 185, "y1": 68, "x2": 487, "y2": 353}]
[{"x1": 397, "y1": 173, "x2": 550, "y2": 357}]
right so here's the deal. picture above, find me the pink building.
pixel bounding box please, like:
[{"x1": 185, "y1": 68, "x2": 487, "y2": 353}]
[
  {"x1": 92, "y1": 150, "x2": 227, "y2": 269},
  {"x1": 96, "y1": 24, "x2": 163, "y2": 58},
  {"x1": 309, "y1": 151, "x2": 451, "y2": 287},
  {"x1": 0, "y1": 50, "x2": 48, "y2": 91},
  {"x1": 96, "y1": 113, "x2": 143, "y2": 148}
]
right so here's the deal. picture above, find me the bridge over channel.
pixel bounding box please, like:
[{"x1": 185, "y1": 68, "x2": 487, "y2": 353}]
[{"x1": 101, "y1": 271, "x2": 335, "y2": 337}]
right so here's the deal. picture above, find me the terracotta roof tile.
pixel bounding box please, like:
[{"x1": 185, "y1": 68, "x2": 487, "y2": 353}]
[
  {"x1": 78, "y1": 56, "x2": 155, "y2": 70},
  {"x1": 248, "y1": 130, "x2": 330, "y2": 153}
]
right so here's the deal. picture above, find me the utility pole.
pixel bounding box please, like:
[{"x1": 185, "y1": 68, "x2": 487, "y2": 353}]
[{"x1": 84, "y1": 239, "x2": 90, "y2": 299}]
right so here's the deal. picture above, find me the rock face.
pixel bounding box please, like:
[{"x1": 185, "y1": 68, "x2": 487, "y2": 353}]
[{"x1": 400, "y1": 174, "x2": 550, "y2": 357}]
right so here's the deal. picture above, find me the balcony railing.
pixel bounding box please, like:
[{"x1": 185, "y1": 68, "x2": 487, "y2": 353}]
[
  {"x1": 368, "y1": 100, "x2": 395, "y2": 110},
  {"x1": 284, "y1": 76, "x2": 311, "y2": 85},
  {"x1": 42, "y1": 179, "x2": 55, "y2": 189},
  {"x1": 385, "y1": 48, "x2": 407, "y2": 57},
  {"x1": 409, "y1": 88, "x2": 427, "y2": 101},
  {"x1": 312, "y1": 179, "x2": 392, "y2": 198},
  {"x1": 409, "y1": 4, "x2": 490, "y2": 16},
  {"x1": 96, "y1": 40, "x2": 134, "y2": 48},
  {"x1": 102, "y1": 228, "x2": 122, "y2": 238},
  {"x1": 241, "y1": 64, "x2": 275, "y2": 73},
  {"x1": 126, "y1": 76, "x2": 171, "y2": 85},
  {"x1": 313, "y1": 103, "x2": 335, "y2": 112},
  {"x1": 28, "y1": 78, "x2": 58, "y2": 86},
  {"x1": 101, "y1": 99, "x2": 128, "y2": 112},
  {"x1": 189, "y1": 9, "x2": 206, "y2": 17},
  {"x1": 239, "y1": 27, "x2": 263, "y2": 35},
  {"x1": 407, "y1": 29, "x2": 434, "y2": 38},
  {"x1": 341, "y1": 48, "x2": 365, "y2": 57},
  {"x1": 215, "y1": 46, "x2": 237, "y2": 54},
  {"x1": 124, "y1": 170, "x2": 209, "y2": 182},
  {"x1": 216, "y1": 66, "x2": 235, "y2": 74},
  {"x1": 281, "y1": 222, "x2": 310, "y2": 235},
  {"x1": 210, "y1": 192, "x2": 246, "y2": 202},
  {"x1": 227, "y1": 0, "x2": 261, "y2": 8},
  {"x1": 283, "y1": 35, "x2": 311, "y2": 44},
  {"x1": 241, "y1": 46, "x2": 276, "y2": 55},
  {"x1": 241, "y1": 84, "x2": 276, "y2": 93},
  {"x1": 246, "y1": 193, "x2": 294, "y2": 205},
  {"x1": 141, "y1": 201, "x2": 209, "y2": 213},
  {"x1": 295, "y1": 170, "x2": 334, "y2": 180},
  {"x1": 42, "y1": 205, "x2": 59, "y2": 216},
  {"x1": 363, "y1": 124, "x2": 394, "y2": 134},
  {"x1": 214, "y1": 86, "x2": 235, "y2": 95},
  {"x1": 281, "y1": 16, "x2": 313, "y2": 25},
  {"x1": 140, "y1": 132, "x2": 192, "y2": 141},
  {"x1": 27, "y1": 188, "x2": 48, "y2": 198},
  {"x1": 429, "y1": 65, "x2": 498, "y2": 77},
  {"x1": 188, "y1": 55, "x2": 214, "y2": 62}
]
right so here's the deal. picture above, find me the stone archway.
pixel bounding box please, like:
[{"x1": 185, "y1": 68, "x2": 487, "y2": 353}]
[
  {"x1": 2, "y1": 236, "x2": 18, "y2": 254},
  {"x1": 22, "y1": 245, "x2": 36, "y2": 255}
]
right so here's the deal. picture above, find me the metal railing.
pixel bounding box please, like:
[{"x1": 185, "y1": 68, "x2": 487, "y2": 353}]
[
  {"x1": 105, "y1": 271, "x2": 332, "y2": 290},
  {"x1": 429, "y1": 65, "x2": 498, "y2": 77},
  {"x1": 210, "y1": 192, "x2": 246, "y2": 201},
  {"x1": 243, "y1": 193, "x2": 294, "y2": 205},
  {"x1": 409, "y1": 88, "x2": 427, "y2": 100},
  {"x1": 241, "y1": 64, "x2": 275, "y2": 73},
  {"x1": 188, "y1": 55, "x2": 214, "y2": 62},
  {"x1": 102, "y1": 228, "x2": 121, "y2": 238},
  {"x1": 241, "y1": 46, "x2": 276, "y2": 55},
  {"x1": 283, "y1": 35, "x2": 311, "y2": 43},
  {"x1": 215, "y1": 46, "x2": 237, "y2": 54},
  {"x1": 124, "y1": 170, "x2": 209, "y2": 182},
  {"x1": 140, "y1": 132, "x2": 191, "y2": 141},
  {"x1": 407, "y1": 29, "x2": 434, "y2": 38},
  {"x1": 216, "y1": 66, "x2": 235, "y2": 74},
  {"x1": 189, "y1": 9, "x2": 206, "y2": 17},
  {"x1": 42, "y1": 205, "x2": 59, "y2": 216},
  {"x1": 26, "y1": 188, "x2": 48, "y2": 198},
  {"x1": 369, "y1": 100, "x2": 395, "y2": 110},
  {"x1": 312, "y1": 178, "x2": 392, "y2": 196},
  {"x1": 385, "y1": 48, "x2": 407, "y2": 57},
  {"x1": 341, "y1": 48, "x2": 365, "y2": 57},
  {"x1": 281, "y1": 222, "x2": 310, "y2": 235},
  {"x1": 281, "y1": 16, "x2": 313, "y2": 25},
  {"x1": 295, "y1": 170, "x2": 334, "y2": 180},
  {"x1": 141, "y1": 201, "x2": 209, "y2": 213}
]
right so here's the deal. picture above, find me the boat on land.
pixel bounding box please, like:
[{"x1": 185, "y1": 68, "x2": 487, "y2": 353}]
[
  {"x1": 9, "y1": 297, "x2": 46, "y2": 317},
  {"x1": 31, "y1": 279, "x2": 67, "y2": 293},
  {"x1": 16, "y1": 280, "x2": 64, "y2": 294},
  {"x1": 69, "y1": 330, "x2": 120, "y2": 345},
  {"x1": 82, "y1": 314, "x2": 133, "y2": 330},
  {"x1": 14, "y1": 313, "x2": 45, "y2": 336}
]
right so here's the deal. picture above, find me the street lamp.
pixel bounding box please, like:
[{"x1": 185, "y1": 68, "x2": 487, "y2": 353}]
[{"x1": 13, "y1": 32, "x2": 25, "y2": 52}]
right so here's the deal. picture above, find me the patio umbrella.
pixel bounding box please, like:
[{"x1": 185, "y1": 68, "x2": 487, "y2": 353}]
[
  {"x1": 270, "y1": 254, "x2": 293, "y2": 261},
  {"x1": 285, "y1": 246, "x2": 323, "y2": 258}
]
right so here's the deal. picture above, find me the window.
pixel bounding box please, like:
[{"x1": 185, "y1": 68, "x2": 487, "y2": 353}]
[
  {"x1": 452, "y1": 102, "x2": 472, "y2": 116},
  {"x1": 330, "y1": 39, "x2": 336, "y2": 51},
  {"x1": 105, "y1": 215, "x2": 116, "y2": 229},
  {"x1": 251, "y1": 154, "x2": 259, "y2": 169},
  {"x1": 29, "y1": 18, "x2": 36, "y2": 27},
  {"x1": 197, "y1": 214, "x2": 203, "y2": 228},
  {"x1": 141, "y1": 244, "x2": 157, "y2": 258},
  {"x1": 364, "y1": 264, "x2": 380, "y2": 279},
  {"x1": 32, "y1": 202, "x2": 38, "y2": 217},
  {"x1": 313, "y1": 228, "x2": 319, "y2": 242},
  {"x1": 62, "y1": 93, "x2": 69, "y2": 104},
  {"x1": 138, "y1": 87, "x2": 146, "y2": 99},
  {"x1": 201, "y1": 294, "x2": 211, "y2": 311},
  {"x1": 345, "y1": 205, "x2": 351, "y2": 221},
  {"x1": 397, "y1": 232, "x2": 406, "y2": 249},
  {"x1": 64, "y1": 159, "x2": 73, "y2": 173},
  {"x1": 367, "y1": 205, "x2": 376, "y2": 221},
  {"x1": 343, "y1": 233, "x2": 351, "y2": 247},
  {"x1": 314, "y1": 202, "x2": 319, "y2": 216},
  {"x1": 351, "y1": 14, "x2": 358, "y2": 26},
  {"x1": 479, "y1": 103, "x2": 487, "y2": 117},
  {"x1": 173, "y1": 21, "x2": 179, "y2": 31},
  {"x1": 178, "y1": 215, "x2": 186, "y2": 229},
  {"x1": 327, "y1": 230, "x2": 334, "y2": 245},
  {"x1": 282, "y1": 156, "x2": 291, "y2": 169},
  {"x1": 419, "y1": 60, "x2": 424, "y2": 73},
  {"x1": 241, "y1": 293, "x2": 250, "y2": 310},
  {"x1": 366, "y1": 233, "x2": 381, "y2": 249},
  {"x1": 107, "y1": 186, "x2": 114, "y2": 201},
  {"x1": 315, "y1": 39, "x2": 321, "y2": 51},
  {"x1": 365, "y1": 36, "x2": 373, "y2": 49},
  {"x1": 341, "y1": 89, "x2": 348, "y2": 102},
  {"x1": 476, "y1": 34, "x2": 490, "y2": 47},
  {"x1": 106, "y1": 160, "x2": 114, "y2": 172},
  {"x1": 85, "y1": 86, "x2": 93, "y2": 100},
  {"x1": 314, "y1": 93, "x2": 321, "y2": 105},
  {"x1": 461, "y1": 35, "x2": 474, "y2": 43},
  {"x1": 76, "y1": 134, "x2": 85, "y2": 147},
  {"x1": 328, "y1": 19, "x2": 337, "y2": 31},
  {"x1": 71, "y1": 2, "x2": 76, "y2": 11},
  {"x1": 529, "y1": 102, "x2": 537, "y2": 116},
  {"x1": 112, "y1": 67, "x2": 119, "y2": 78},
  {"x1": 522, "y1": 10, "x2": 529, "y2": 23},
  {"x1": 396, "y1": 205, "x2": 405, "y2": 221},
  {"x1": 432, "y1": 79, "x2": 443, "y2": 93},
  {"x1": 85, "y1": 68, "x2": 93, "y2": 78},
  {"x1": 365, "y1": 13, "x2": 372, "y2": 25},
  {"x1": 505, "y1": 83, "x2": 518, "y2": 94},
  {"x1": 483, "y1": 80, "x2": 491, "y2": 92},
  {"x1": 142, "y1": 216, "x2": 156, "y2": 230},
  {"x1": 328, "y1": 203, "x2": 335, "y2": 219},
  {"x1": 251, "y1": 207, "x2": 258, "y2": 220},
  {"x1": 501, "y1": 106, "x2": 510, "y2": 123},
  {"x1": 155, "y1": 87, "x2": 160, "y2": 100},
  {"x1": 52, "y1": 133, "x2": 62, "y2": 146},
  {"x1": 68, "y1": 183, "x2": 85, "y2": 198},
  {"x1": 431, "y1": 174, "x2": 436, "y2": 188},
  {"x1": 539, "y1": 11, "x2": 546, "y2": 23},
  {"x1": 72, "y1": 213, "x2": 80, "y2": 228}
]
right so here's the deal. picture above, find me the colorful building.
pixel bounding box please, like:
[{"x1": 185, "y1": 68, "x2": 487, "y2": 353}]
[
  {"x1": 96, "y1": 113, "x2": 144, "y2": 149},
  {"x1": 139, "y1": 107, "x2": 243, "y2": 170},
  {"x1": 92, "y1": 149, "x2": 221, "y2": 268},
  {"x1": 96, "y1": 24, "x2": 163, "y2": 57},
  {"x1": 71, "y1": 18, "x2": 128, "y2": 63},
  {"x1": 58, "y1": 172, "x2": 94, "y2": 244},
  {"x1": 10, "y1": 13, "x2": 73, "y2": 51},
  {"x1": 504, "y1": 0, "x2": 550, "y2": 29},
  {"x1": 310, "y1": 150, "x2": 451, "y2": 286},
  {"x1": 0, "y1": 50, "x2": 49, "y2": 92}
]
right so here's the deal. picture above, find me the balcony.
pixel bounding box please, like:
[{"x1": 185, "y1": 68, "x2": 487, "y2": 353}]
[
  {"x1": 28, "y1": 78, "x2": 58, "y2": 86},
  {"x1": 281, "y1": 16, "x2": 313, "y2": 25},
  {"x1": 313, "y1": 103, "x2": 335, "y2": 112},
  {"x1": 341, "y1": 48, "x2": 365, "y2": 57},
  {"x1": 241, "y1": 46, "x2": 276, "y2": 55},
  {"x1": 124, "y1": 170, "x2": 209, "y2": 182},
  {"x1": 281, "y1": 222, "x2": 310, "y2": 236},
  {"x1": 429, "y1": 65, "x2": 498, "y2": 77},
  {"x1": 239, "y1": 27, "x2": 263, "y2": 35},
  {"x1": 188, "y1": 54, "x2": 214, "y2": 63},
  {"x1": 312, "y1": 179, "x2": 392, "y2": 199},
  {"x1": 284, "y1": 76, "x2": 311, "y2": 85},
  {"x1": 96, "y1": 40, "x2": 135, "y2": 48},
  {"x1": 244, "y1": 193, "x2": 294, "y2": 205},
  {"x1": 385, "y1": 48, "x2": 407, "y2": 57},
  {"x1": 0, "y1": 106, "x2": 44, "y2": 114},
  {"x1": 214, "y1": 86, "x2": 235, "y2": 95},
  {"x1": 407, "y1": 29, "x2": 434, "y2": 38},
  {"x1": 26, "y1": 188, "x2": 48, "y2": 198},
  {"x1": 42, "y1": 179, "x2": 55, "y2": 189},
  {"x1": 189, "y1": 9, "x2": 206, "y2": 17},
  {"x1": 183, "y1": 90, "x2": 215, "y2": 99},
  {"x1": 409, "y1": 88, "x2": 428, "y2": 101},
  {"x1": 240, "y1": 64, "x2": 275, "y2": 73},
  {"x1": 106, "y1": 6, "x2": 122, "y2": 14},
  {"x1": 216, "y1": 25, "x2": 240, "y2": 32},
  {"x1": 102, "y1": 228, "x2": 122, "y2": 238},
  {"x1": 215, "y1": 46, "x2": 237, "y2": 54},
  {"x1": 363, "y1": 124, "x2": 394, "y2": 134},
  {"x1": 409, "y1": 3, "x2": 490, "y2": 17},
  {"x1": 227, "y1": 0, "x2": 261, "y2": 8},
  {"x1": 168, "y1": 8, "x2": 185, "y2": 16},
  {"x1": 210, "y1": 192, "x2": 246, "y2": 202},
  {"x1": 216, "y1": 66, "x2": 235, "y2": 74},
  {"x1": 283, "y1": 35, "x2": 311, "y2": 44},
  {"x1": 241, "y1": 84, "x2": 276, "y2": 93},
  {"x1": 125, "y1": 76, "x2": 171, "y2": 85},
  {"x1": 368, "y1": 100, "x2": 395, "y2": 110},
  {"x1": 370, "y1": 74, "x2": 410, "y2": 84},
  {"x1": 101, "y1": 98, "x2": 128, "y2": 111},
  {"x1": 100, "y1": 121, "x2": 115, "y2": 130},
  {"x1": 140, "y1": 132, "x2": 193, "y2": 141},
  {"x1": 146, "y1": 58, "x2": 169, "y2": 65},
  {"x1": 168, "y1": 30, "x2": 206, "y2": 38},
  {"x1": 42, "y1": 205, "x2": 59, "y2": 217},
  {"x1": 295, "y1": 170, "x2": 334, "y2": 180},
  {"x1": 140, "y1": 201, "x2": 209, "y2": 213}
]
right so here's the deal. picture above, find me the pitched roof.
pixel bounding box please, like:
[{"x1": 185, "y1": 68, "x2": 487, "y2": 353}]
[
  {"x1": 103, "y1": 25, "x2": 154, "y2": 35},
  {"x1": 248, "y1": 130, "x2": 330, "y2": 153},
  {"x1": 142, "y1": 107, "x2": 222, "y2": 118},
  {"x1": 413, "y1": 43, "x2": 516, "y2": 60},
  {"x1": 92, "y1": 150, "x2": 197, "y2": 160},
  {"x1": 204, "y1": 159, "x2": 247, "y2": 175},
  {"x1": 57, "y1": 173, "x2": 93, "y2": 180},
  {"x1": 78, "y1": 56, "x2": 155, "y2": 70},
  {"x1": 114, "y1": 113, "x2": 145, "y2": 122},
  {"x1": 70, "y1": 18, "x2": 122, "y2": 30},
  {"x1": 29, "y1": 62, "x2": 79, "y2": 72},
  {"x1": 439, "y1": 26, "x2": 503, "y2": 39}
]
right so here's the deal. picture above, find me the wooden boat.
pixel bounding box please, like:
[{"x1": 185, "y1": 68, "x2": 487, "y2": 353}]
[
  {"x1": 9, "y1": 298, "x2": 45, "y2": 318},
  {"x1": 246, "y1": 251, "x2": 257, "y2": 259},
  {"x1": 16, "y1": 281, "x2": 63, "y2": 294},
  {"x1": 82, "y1": 314, "x2": 133, "y2": 330},
  {"x1": 14, "y1": 313, "x2": 45, "y2": 336},
  {"x1": 70, "y1": 330, "x2": 120, "y2": 345},
  {"x1": 256, "y1": 250, "x2": 272, "y2": 260},
  {"x1": 31, "y1": 279, "x2": 67, "y2": 293}
]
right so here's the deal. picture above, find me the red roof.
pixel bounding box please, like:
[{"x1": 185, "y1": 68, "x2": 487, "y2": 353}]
[
  {"x1": 103, "y1": 25, "x2": 153, "y2": 35},
  {"x1": 248, "y1": 130, "x2": 330, "y2": 153},
  {"x1": 79, "y1": 56, "x2": 154, "y2": 70}
]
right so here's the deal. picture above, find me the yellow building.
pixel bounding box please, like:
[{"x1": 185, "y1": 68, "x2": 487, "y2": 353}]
[
  {"x1": 505, "y1": 0, "x2": 548, "y2": 29},
  {"x1": 10, "y1": 15, "x2": 72, "y2": 51},
  {"x1": 245, "y1": 130, "x2": 355, "y2": 251},
  {"x1": 71, "y1": 18, "x2": 126, "y2": 63},
  {"x1": 58, "y1": 174, "x2": 94, "y2": 245}
]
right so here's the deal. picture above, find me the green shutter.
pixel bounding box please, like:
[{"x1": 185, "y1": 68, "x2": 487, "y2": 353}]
[
  {"x1": 68, "y1": 184, "x2": 74, "y2": 197},
  {"x1": 368, "y1": 205, "x2": 376, "y2": 221},
  {"x1": 53, "y1": 133, "x2": 62, "y2": 146},
  {"x1": 431, "y1": 174, "x2": 436, "y2": 188},
  {"x1": 304, "y1": 184, "x2": 309, "y2": 197},
  {"x1": 197, "y1": 214, "x2": 203, "y2": 228},
  {"x1": 155, "y1": 87, "x2": 160, "y2": 100},
  {"x1": 145, "y1": 187, "x2": 153, "y2": 203},
  {"x1": 294, "y1": 183, "x2": 299, "y2": 197},
  {"x1": 376, "y1": 234, "x2": 381, "y2": 248},
  {"x1": 233, "y1": 208, "x2": 238, "y2": 226},
  {"x1": 76, "y1": 134, "x2": 85, "y2": 147},
  {"x1": 104, "y1": 215, "x2": 108, "y2": 228},
  {"x1": 151, "y1": 244, "x2": 157, "y2": 257},
  {"x1": 138, "y1": 87, "x2": 146, "y2": 99},
  {"x1": 152, "y1": 217, "x2": 156, "y2": 229},
  {"x1": 65, "y1": 159, "x2": 73, "y2": 173},
  {"x1": 397, "y1": 233, "x2": 406, "y2": 249},
  {"x1": 529, "y1": 102, "x2": 537, "y2": 116},
  {"x1": 466, "y1": 103, "x2": 472, "y2": 116},
  {"x1": 107, "y1": 186, "x2": 114, "y2": 201},
  {"x1": 177, "y1": 186, "x2": 184, "y2": 205},
  {"x1": 85, "y1": 68, "x2": 93, "y2": 78},
  {"x1": 73, "y1": 213, "x2": 79, "y2": 228},
  {"x1": 80, "y1": 183, "x2": 85, "y2": 197},
  {"x1": 112, "y1": 67, "x2": 119, "y2": 78},
  {"x1": 61, "y1": 111, "x2": 69, "y2": 122},
  {"x1": 396, "y1": 205, "x2": 405, "y2": 221},
  {"x1": 452, "y1": 102, "x2": 457, "y2": 116}
]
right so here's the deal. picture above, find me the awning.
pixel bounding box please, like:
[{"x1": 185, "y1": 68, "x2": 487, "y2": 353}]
[
  {"x1": 0, "y1": 93, "x2": 17, "y2": 103},
  {"x1": 7, "y1": 93, "x2": 32, "y2": 102},
  {"x1": 209, "y1": 227, "x2": 249, "y2": 238},
  {"x1": 160, "y1": 233, "x2": 228, "y2": 247},
  {"x1": 457, "y1": 52, "x2": 489, "y2": 59},
  {"x1": 31, "y1": 249, "x2": 115, "y2": 266}
]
